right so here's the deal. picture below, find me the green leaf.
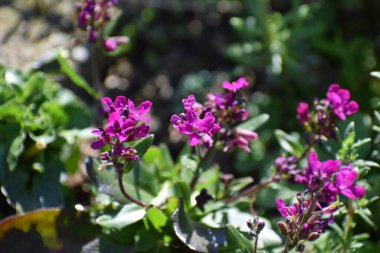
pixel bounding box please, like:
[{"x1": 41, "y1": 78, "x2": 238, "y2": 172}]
[
  {"x1": 124, "y1": 134, "x2": 154, "y2": 173},
  {"x1": 358, "y1": 208, "x2": 377, "y2": 229},
  {"x1": 102, "y1": 10, "x2": 123, "y2": 37},
  {"x1": 145, "y1": 207, "x2": 168, "y2": 232},
  {"x1": 202, "y1": 208, "x2": 281, "y2": 247},
  {"x1": 172, "y1": 201, "x2": 228, "y2": 253},
  {"x1": 56, "y1": 50, "x2": 97, "y2": 98},
  {"x1": 86, "y1": 157, "x2": 157, "y2": 204},
  {"x1": 226, "y1": 224, "x2": 253, "y2": 253},
  {"x1": 236, "y1": 114, "x2": 269, "y2": 131},
  {"x1": 0, "y1": 208, "x2": 99, "y2": 251},
  {"x1": 96, "y1": 204, "x2": 146, "y2": 230},
  {"x1": 274, "y1": 129, "x2": 303, "y2": 157},
  {"x1": 173, "y1": 181, "x2": 191, "y2": 211},
  {"x1": 6, "y1": 129, "x2": 26, "y2": 171}
]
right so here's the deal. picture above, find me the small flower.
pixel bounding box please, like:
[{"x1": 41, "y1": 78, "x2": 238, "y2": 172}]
[
  {"x1": 334, "y1": 165, "x2": 365, "y2": 199},
  {"x1": 275, "y1": 199, "x2": 298, "y2": 219},
  {"x1": 222, "y1": 77, "x2": 249, "y2": 92},
  {"x1": 327, "y1": 84, "x2": 359, "y2": 120},
  {"x1": 171, "y1": 96, "x2": 220, "y2": 146},
  {"x1": 103, "y1": 36, "x2": 129, "y2": 52},
  {"x1": 297, "y1": 102, "x2": 309, "y2": 125},
  {"x1": 127, "y1": 99, "x2": 152, "y2": 122}
]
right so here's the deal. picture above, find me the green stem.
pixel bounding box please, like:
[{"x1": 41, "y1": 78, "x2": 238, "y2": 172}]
[
  {"x1": 253, "y1": 235, "x2": 259, "y2": 253},
  {"x1": 189, "y1": 148, "x2": 215, "y2": 191},
  {"x1": 224, "y1": 178, "x2": 274, "y2": 205},
  {"x1": 117, "y1": 171, "x2": 146, "y2": 207},
  {"x1": 341, "y1": 199, "x2": 354, "y2": 253}
]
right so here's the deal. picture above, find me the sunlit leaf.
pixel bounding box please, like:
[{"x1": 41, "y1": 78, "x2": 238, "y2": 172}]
[
  {"x1": 172, "y1": 201, "x2": 228, "y2": 253},
  {"x1": 96, "y1": 204, "x2": 146, "y2": 230},
  {"x1": 0, "y1": 208, "x2": 99, "y2": 251}
]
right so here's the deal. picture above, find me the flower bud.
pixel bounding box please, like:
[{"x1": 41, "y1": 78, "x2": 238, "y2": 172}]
[
  {"x1": 277, "y1": 221, "x2": 289, "y2": 236},
  {"x1": 308, "y1": 232, "x2": 320, "y2": 241},
  {"x1": 296, "y1": 243, "x2": 305, "y2": 252}
]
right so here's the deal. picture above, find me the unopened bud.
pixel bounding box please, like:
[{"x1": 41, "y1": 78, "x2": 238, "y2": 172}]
[
  {"x1": 277, "y1": 221, "x2": 289, "y2": 236},
  {"x1": 257, "y1": 222, "x2": 265, "y2": 234},
  {"x1": 296, "y1": 243, "x2": 305, "y2": 252},
  {"x1": 308, "y1": 232, "x2": 320, "y2": 241},
  {"x1": 247, "y1": 220, "x2": 254, "y2": 230}
]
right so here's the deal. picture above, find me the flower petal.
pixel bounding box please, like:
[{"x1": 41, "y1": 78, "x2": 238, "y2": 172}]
[
  {"x1": 189, "y1": 133, "x2": 202, "y2": 146},
  {"x1": 341, "y1": 185, "x2": 365, "y2": 199},
  {"x1": 335, "y1": 169, "x2": 357, "y2": 190}
]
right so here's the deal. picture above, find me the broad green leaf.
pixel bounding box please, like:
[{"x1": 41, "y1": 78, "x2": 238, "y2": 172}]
[
  {"x1": 145, "y1": 207, "x2": 168, "y2": 232},
  {"x1": 173, "y1": 181, "x2": 191, "y2": 211},
  {"x1": 86, "y1": 157, "x2": 157, "y2": 204},
  {"x1": 172, "y1": 201, "x2": 228, "y2": 253},
  {"x1": 134, "y1": 227, "x2": 157, "y2": 251},
  {"x1": 0, "y1": 208, "x2": 99, "y2": 251},
  {"x1": 96, "y1": 204, "x2": 146, "y2": 230},
  {"x1": 226, "y1": 224, "x2": 253, "y2": 253},
  {"x1": 274, "y1": 129, "x2": 303, "y2": 157},
  {"x1": 57, "y1": 50, "x2": 97, "y2": 98},
  {"x1": 236, "y1": 113, "x2": 269, "y2": 131}
]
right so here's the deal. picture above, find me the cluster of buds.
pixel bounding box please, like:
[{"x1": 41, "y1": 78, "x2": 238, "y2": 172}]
[
  {"x1": 276, "y1": 194, "x2": 339, "y2": 253},
  {"x1": 91, "y1": 96, "x2": 152, "y2": 171},
  {"x1": 297, "y1": 84, "x2": 359, "y2": 143},
  {"x1": 247, "y1": 216, "x2": 265, "y2": 237},
  {"x1": 171, "y1": 77, "x2": 258, "y2": 152},
  {"x1": 76, "y1": 0, "x2": 128, "y2": 51},
  {"x1": 274, "y1": 155, "x2": 305, "y2": 183}
]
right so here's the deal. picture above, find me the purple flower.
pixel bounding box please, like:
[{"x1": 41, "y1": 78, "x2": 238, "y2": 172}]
[
  {"x1": 307, "y1": 152, "x2": 341, "y2": 180},
  {"x1": 127, "y1": 99, "x2": 152, "y2": 122},
  {"x1": 103, "y1": 36, "x2": 129, "y2": 52},
  {"x1": 104, "y1": 112, "x2": 135, "y2": 142},
  {"x1": 182, "y1": 95, "x2": 196, "y2": 110},
  {"x1": 222, "y1": 77, "x2": 249, "y2": 92},
  {"x1": 297, "y1": 102, "x2": 309, "y2": 125},
  {"x1": 171, "y1": 109, "x2": 219, "y2": 146},
  {"x1": 76, "y1": 0, "x2": 119, "y2": 43},
  {"x1": 327, "y1": 84, "x2": 359, "y2": 120},
  {"x1": 321, "y1": 181, "x2": 339, "y2": 203},
  {"x1": 334, "y1": 165, "x2": 365, "y2": 199},
  {"x1": 91, "y1": 97, "x2": 152, "y2": 170},
  {"x1": 276, "y1": 199, "x2": 298, "y2": 219}
]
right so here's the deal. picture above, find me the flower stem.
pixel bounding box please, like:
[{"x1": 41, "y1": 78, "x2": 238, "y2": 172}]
[
  {"x1": 224, "y1": 178, "x2": 274, "y2": 205},
  {"x1": 253, "y1": 235, "x2": 259, "y2": 253},
  {"x1": 117, "y1": 171, "x2": 146, "y2": 208},
  {"x1": 341, "y1": 199, "x2": 354, "y2": 253},
  {"x1": 189, "y1": 148, "x2": 215, "y2": 191},
  {"x1": 283, "y1": 192, "x2": 319, "y2": 252}
]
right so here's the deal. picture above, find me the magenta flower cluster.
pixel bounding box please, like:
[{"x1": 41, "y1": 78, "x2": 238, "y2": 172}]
[
  {"x1": 297, "y1": 84, "x2": 359, "y2": 142},
  {"x1": 170, "y1": 77, "x2": 258, "y2": 151},
  {"x1": 91, "y1": 96, "x2": 151, "y2": 170},
  {"x1": 76, "y1": 0, "x2": 128, "y2": 51},
  {"x1": 170, "y1": 95, "x2": 220, "y2": 147},
  {"x1": 275, "y1": 152, "x2": 365, "y2": 248},
  {"x1": 303, "y1": 152, "x2": 365, "y2": 202}
]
